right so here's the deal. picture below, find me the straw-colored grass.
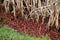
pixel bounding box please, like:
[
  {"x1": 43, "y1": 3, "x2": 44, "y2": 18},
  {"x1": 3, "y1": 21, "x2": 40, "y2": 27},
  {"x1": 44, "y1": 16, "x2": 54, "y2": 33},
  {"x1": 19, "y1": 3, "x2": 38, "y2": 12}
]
[{"x1": 2, "y1": 0, "x2": 60, "y2": 30}]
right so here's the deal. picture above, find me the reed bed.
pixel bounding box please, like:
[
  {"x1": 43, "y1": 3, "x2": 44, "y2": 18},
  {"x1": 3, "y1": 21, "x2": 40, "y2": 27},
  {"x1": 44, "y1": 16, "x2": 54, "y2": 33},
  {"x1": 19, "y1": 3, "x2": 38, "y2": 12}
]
[{"x1": 1, "y1": 0, "x2": 60, "y2": 30}]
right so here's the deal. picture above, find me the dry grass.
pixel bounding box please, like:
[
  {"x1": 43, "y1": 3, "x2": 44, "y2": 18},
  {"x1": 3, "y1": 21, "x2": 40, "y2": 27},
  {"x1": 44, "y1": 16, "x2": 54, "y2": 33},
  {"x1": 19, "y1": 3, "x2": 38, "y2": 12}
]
[{"x1": 2, "y1": 0, "x2": 60, "y2": 30}]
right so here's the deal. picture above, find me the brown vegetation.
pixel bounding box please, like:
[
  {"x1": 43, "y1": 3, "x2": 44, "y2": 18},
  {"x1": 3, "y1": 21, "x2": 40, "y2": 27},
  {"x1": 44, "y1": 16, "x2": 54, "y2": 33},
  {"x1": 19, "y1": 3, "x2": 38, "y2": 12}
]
[{"x1": 0, "y1": 0, "x2": 60, "y2": 40}]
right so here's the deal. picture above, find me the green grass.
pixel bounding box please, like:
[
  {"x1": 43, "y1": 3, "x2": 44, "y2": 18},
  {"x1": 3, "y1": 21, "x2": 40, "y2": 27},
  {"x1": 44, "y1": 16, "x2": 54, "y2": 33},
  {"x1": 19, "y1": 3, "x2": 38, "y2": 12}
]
[{"x1": 0, "y1": 25, "x2": 51, "y2": 40}]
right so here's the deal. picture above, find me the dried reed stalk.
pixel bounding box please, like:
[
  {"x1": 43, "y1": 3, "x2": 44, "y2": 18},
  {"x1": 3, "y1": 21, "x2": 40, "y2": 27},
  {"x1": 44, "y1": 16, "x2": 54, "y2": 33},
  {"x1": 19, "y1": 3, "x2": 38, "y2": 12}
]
[
  {"x1": 53, "y1": 4, "x2": 59, "y2": 29},
  {"x1": 4, "y1": 0, "x2": 16, "y2": 17},
  {"x1": 25, "y1": 0, "x2": 31, "y2": 12},
  {"x1": 38, "y1": 0, "x2": 41, "y2": 8},
  {"x1": 47, "y1": 1, "x2": 59, "y2": 30},
  {"x1": 47, "y1": 9, "x2": 54, "y2": 30},
  {"x1": 15, "y1": 0, "x2": 20, "y2": 9},
  {"x1": 20, "y1": 0, "x2": 24, "y2": 17},
  {"x1": 4, "y1": 0, "x2": 9, "y2": 13},
  {"x1": 31, "y1": 0, "x2": 36, "y2": 10},
  {"x1": 11, "y1": 0, "x2": 16, "y2": 18},
  {"x1": 47, "y1": 0, "x2": 49, "y2": 5}
]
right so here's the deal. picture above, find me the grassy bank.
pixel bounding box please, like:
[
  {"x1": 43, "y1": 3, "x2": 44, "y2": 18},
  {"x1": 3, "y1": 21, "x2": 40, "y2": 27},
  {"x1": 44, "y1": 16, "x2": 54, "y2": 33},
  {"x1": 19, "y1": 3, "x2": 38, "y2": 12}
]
[{"x1": 0, "y1": 26, "x2": 51, "y2": 40}]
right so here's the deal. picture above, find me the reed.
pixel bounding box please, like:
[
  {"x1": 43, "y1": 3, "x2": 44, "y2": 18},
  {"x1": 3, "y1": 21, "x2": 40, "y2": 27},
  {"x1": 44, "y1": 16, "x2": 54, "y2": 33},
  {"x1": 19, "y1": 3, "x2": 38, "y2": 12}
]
[{"x1": 3, "y1": 0, "x2": 60, "y2": 30}]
